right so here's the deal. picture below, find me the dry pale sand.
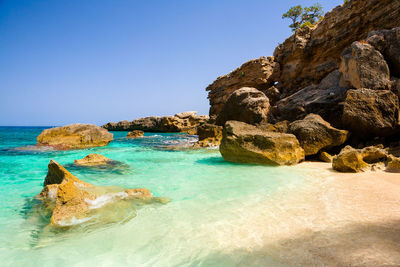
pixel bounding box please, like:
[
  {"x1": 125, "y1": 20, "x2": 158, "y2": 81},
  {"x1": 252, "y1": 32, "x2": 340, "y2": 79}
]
[{"x1": 203, "y1": 162, "x2": 400, "y2": 266}]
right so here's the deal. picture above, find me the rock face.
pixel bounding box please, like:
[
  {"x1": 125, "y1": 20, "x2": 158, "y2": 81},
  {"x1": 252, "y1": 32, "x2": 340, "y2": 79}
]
[
  {"x1": 275, "y1": 70, "x2": 348, "y2": 126},
  {"x1": 37, "y1": 124, "x2": 113, "y2": 150},
  {"x1": 367, "y1": 27, "x2": 400, "y2": 77},
  {"x1": 332, "y1": 145, "x2": 389, "y2": 172},
  {"x1": 288, "y1": 114, "x2": 349, "y2": 156},
  {"x1": 74, "y1": 154, "x2": 113, "y2": 166},
  {"x1": 342, "y1": 89, "x2": 400, "y2": 137},
  {"x1": 102, "y1": 112, "x2": 209, "y2": 133},
  {"x1": 220, "y1": 121, "x2": 305, "y2": 165},
  {"x1": 38, "y1": 160, "x2": 162, "y2": 227},
  {"x1": 127, "y1": 130, "x2": 144, "y2": 138},
  {"x1": 387, "y1": 156, "x2": 400, "y2": 173},
  {"x1": 274, "y1": 0, "x2": 400, "y2": 97},
  {"x1": 194, "y1": 123, "x2": 223, "y2": 147},
  {"x1": 339, "y1": 41, "x2": 390, "y2": 90},
  {"x1": 206, "y1": 57, "x2": 279, "y2": 116},
  {"x1": 216, "y1": 87, "x2": 270, "y2": 126}
]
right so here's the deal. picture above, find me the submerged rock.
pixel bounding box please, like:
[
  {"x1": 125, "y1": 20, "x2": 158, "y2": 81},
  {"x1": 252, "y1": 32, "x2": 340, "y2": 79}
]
[
  {"x1": 37, "y1": 124, "x2": 113, "y2": 150},
  {"x1": 332, "y1": 145, "x2": 389, "y2": 173},
  {"x1": 220, "y1": 121, "x2": 304, "y2": 165},
  {"x1": 216, "y1": 87, "x2": 270, "y2": 126},
  {"x1": 74, "y1": 154, "x2": 114, "y2": 166},
  {"x1": 288, "y1": 114, "x2": 349, "y2": 156},
  {"x1": 37, "y1": 160, "x2": 165, "y2": 227},
  {"x1": 127, "y1": 130, "x2": 144, "y2": 138}
]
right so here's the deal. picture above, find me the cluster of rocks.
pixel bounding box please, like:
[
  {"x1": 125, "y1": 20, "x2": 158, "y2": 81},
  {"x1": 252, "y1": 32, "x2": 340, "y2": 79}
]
[
  {"x1": 37, "y1": 160, "x2": 167, "y2": 227},
  {"x1": 102, "y1": 111, "x2": 209, "y2": 134},
  {"x1": 204, "y1": 0, "x2": 400, "y2": 172}
]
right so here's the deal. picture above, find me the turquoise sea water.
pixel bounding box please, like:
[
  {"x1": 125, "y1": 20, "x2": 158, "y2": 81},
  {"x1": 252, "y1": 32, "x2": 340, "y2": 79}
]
[{"x1": 0, "y1": 126, "x2": 312, "y2": 266}]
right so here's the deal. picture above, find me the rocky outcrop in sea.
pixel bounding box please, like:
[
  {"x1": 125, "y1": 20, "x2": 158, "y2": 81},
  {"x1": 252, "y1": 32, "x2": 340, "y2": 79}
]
[{"x1": 102, "y1": 111, "x2": 209, "y2": 133}]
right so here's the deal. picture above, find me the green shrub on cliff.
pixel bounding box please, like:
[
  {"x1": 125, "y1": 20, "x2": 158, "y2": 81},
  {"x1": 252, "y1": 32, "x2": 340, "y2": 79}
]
[{"x1": 282, "y1": 3, "x2": 324, "y2": 32}]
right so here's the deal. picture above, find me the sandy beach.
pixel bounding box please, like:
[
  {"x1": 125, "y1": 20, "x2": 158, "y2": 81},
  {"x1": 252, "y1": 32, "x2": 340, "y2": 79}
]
[{"x1": 204, "y1": 162, "x2": 400, "y2": 266}]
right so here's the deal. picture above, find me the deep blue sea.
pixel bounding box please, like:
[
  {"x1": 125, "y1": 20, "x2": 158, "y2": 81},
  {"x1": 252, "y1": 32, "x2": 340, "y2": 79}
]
[{"x1": 0, "y1": 126, "x2": 315, "y2": 266}]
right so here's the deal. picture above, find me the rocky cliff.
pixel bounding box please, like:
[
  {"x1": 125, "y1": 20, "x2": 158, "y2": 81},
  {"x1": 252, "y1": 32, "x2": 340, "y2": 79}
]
[
  {"x1": 206, "y1": 0, "x2": 400, "y2": 168},
  {"x1": 207, "y1": 0, "x2": 400, "y2": 115}
]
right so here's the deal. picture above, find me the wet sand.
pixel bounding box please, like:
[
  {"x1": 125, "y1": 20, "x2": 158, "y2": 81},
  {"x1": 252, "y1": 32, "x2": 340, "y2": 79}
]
[{"x1": 204, "y1": 162, "x2": 400, "y2": 266}]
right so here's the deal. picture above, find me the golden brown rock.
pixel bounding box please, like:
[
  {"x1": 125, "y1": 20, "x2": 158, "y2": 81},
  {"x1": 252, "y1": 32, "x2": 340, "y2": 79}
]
[
  {"x1": 319, "y1": 152, "x2": 333, "y2": 163},
  {"x1": 37, "y1": 160, "x2": 158, "y2": 227},
  {"x1": 220, "y1": 121, "x2": 305, "y2": 165},
  {"x1": 288, "y1": 114, "x2": 349, "y2": 156},
  {"x1": 74, "y1": 154, "x2": 113, "y2": 166},
  {"x1": 37, "y1": 124, "x2": 113, "y2": 150},
  {"x1": 274, "y1": 0, "x2": 400, "y2": 96},
  {"x1": 332, "y1": 145, "x2": 389, "y2": 173},
  {"x1": 127, "y1": 130, "x2": 144, "y2": 138},
  {"x1": 206, "y1": 57, "x2": 279, "y2": 116},
  {"x1": 194, "y1": 123, "x2": 223, "y2": 147},
  {"x1": 387, "y1": 156, "x2": 400, "y2": 173}
]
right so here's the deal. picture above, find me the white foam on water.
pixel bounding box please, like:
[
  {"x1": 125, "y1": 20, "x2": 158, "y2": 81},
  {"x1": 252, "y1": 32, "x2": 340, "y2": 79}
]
[
  {"x1": 85, "y1": 191, "x2": 129, "y2": 210},
  {"x1": 57, "y1": 216, "x2": 92, "y2": 227}
]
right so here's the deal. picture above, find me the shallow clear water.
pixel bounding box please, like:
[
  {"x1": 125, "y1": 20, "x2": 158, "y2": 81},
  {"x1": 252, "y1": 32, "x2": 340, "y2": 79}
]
[{"x1": 0, "y1": 126, "x2": 311, "y2": 266}]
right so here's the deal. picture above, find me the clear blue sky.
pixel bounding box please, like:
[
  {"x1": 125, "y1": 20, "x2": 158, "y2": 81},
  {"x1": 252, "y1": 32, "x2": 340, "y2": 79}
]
[{"x1": 0, "y1": 0, "x2": 342, "y2": 126}]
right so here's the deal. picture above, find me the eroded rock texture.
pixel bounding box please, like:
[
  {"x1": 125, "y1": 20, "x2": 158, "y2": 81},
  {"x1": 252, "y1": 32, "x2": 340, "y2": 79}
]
[
  {"x1": 274, "y1": 0, "x2": 400, "y2": 97},
  {"x1": 219, "y1": 121, "x2": 305, "y2": 165},
  {"x1": 215, "y1": 87, "x2": 270, "y2": 126},
  {"x1": 206, "y1": 57, "x2": 279, "y2": 117},
  {"x1": 37, "y1": 124, "x2": 113, "y2": 150}
]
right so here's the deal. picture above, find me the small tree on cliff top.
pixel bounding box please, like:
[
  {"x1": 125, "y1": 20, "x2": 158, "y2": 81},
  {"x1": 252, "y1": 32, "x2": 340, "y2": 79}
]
[{"x1": 282, "y1": 3, "x2": 324, "y2": 32}]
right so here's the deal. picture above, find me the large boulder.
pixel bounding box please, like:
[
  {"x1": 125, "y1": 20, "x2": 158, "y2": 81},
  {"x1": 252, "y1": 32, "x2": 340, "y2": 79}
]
[
  {"x1": 332, "y1": 145, "x2": 389, "y2": 172},
  {"x1": 387, "y1": 156, "x2": 400, "y2": 173},
  {"x1": 206, "y1": 57, "x2": 279, "y2": 117},
  {"x1": 367, "y1": 27, "x2": 400, "y2": 77},
  {"x1": 219, "y1": 121, "x2": 305, "y2": 165},
  {"x1": 194, "y1": 123, "x2": 223, "y2": 147},
  {"x1": 288, "y1": 114, "x2": 349, "y2": 156},
  {"x1": 216, "y1": 87, "x2": 270, "y2": 126},
  {"x1": 37, "y1": 124, "x2": 113, "y2": 150},
  {"x1": 339, "y1": 41, "x2": 391, "y2": 90},
  {"x1": 158, "y1": 114, "x2": 209, "y2": 133},
  {"x1": 342, "y1": 88, "x2": 400, "y2": 137},
  {"x1": 275, "y1": 70, "x2": 348, "y2": 126},
  {"x1": 273, "y1": 0, "x2": 400, "y2": 96},
  {"x1": 38, "y1": 160, "x2": 163, "y2": 227}
]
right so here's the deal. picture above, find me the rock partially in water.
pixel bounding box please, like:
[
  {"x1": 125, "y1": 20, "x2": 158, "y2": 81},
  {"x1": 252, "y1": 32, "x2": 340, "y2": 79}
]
[
  {"x1": 37, "y1": 160, "x2": 166, "y2": 227},
  {"x1": 288, "y1": 114, "x2": 349, "y2": 156},
  {"x1": 102, "y1": 112, "x2": 209, "y2": 133},
  {"x1": 194, "y1": 123, "x2": 223, "y2": 147},
  {"x1": 74, "y1": 154, "x2": 114, "y2": 166},
  {"x1": 37, "y1": 124, "x2": 113, "y2": 150},
  {"x1": 220, "y1": 121, "x2": 304, "y2": 165},
  {"x1": 127, "y1": 130, "x2": 144, "y2": 138},
  {"x1": 332, "y1": 145, "x2": 389, "y2": 173}
]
